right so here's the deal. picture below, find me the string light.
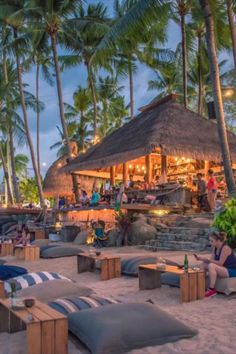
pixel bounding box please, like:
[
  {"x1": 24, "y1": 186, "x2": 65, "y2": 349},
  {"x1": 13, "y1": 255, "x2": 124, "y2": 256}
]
[
  {"x1": 57, "y1": 162, "x2": 62, "y2": 168},
  {"x1": 129, "y1": 164, "x2": 132, "y2": 169}
]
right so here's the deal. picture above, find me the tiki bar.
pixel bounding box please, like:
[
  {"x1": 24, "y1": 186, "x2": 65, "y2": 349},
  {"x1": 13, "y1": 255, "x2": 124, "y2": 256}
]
[{"x1": 44, "y1": 95, "x2": 236, "y2": 218}]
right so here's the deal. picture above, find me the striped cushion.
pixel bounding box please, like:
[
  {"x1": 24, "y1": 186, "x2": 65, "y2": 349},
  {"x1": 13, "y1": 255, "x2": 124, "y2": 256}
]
[
  {"x1": 49, "y1": 295, "x2": 120, "y2": 316},
  {"x1": 4, "y1": 271, "x2": 70, "y2": 294}
]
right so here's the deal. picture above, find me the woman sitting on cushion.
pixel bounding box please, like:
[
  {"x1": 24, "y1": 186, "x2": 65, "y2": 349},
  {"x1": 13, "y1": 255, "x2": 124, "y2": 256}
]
[{"x1": 195, "y1": 231, "x2": 236, "y2": 297}]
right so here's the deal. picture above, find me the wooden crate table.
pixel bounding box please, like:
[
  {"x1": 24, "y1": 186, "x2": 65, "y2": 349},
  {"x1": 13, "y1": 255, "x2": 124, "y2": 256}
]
[
  {"x1": 0, "y1": 281, "x2": 5, "y2": 298},
  {"x1": 138, "y1": 264, "x2": 205, "y2": 302},
  {"x1": 0, "y1": 298, "x2": 68, "y2": 354},
  {"x1": 77, "y1": 253, "x2": 121, "y2": 281},
  {"x1": 0, "y1": 243, "x2": 14, "y2": 257},
  {"x1": 15, "y1": 245, "x2": 40, "y2": 261}
]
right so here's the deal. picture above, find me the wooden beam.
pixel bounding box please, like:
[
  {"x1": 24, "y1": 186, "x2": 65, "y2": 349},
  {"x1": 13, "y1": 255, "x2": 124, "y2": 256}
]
[
  {"x1": 204, "y1": 161, "x2": 210, "y2": 177},
  {"x1": 110, "y1": 166, "x2": 116, "y2": 186},
  {"x1": 145, "y1": 155, "x2": 152, "y2": 184},
  {"x1": 123, "y1": 163, "x2": 128, "y2": 186},
  {"x1": 161, "y1": 155, "x2": 168, "y2": 175}
]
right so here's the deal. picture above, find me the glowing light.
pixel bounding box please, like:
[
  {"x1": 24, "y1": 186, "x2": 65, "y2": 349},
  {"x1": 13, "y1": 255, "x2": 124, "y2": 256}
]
[
  {"x1": 141, "y1": 166, "x2": 145, "y2": 170},
  {"x1": 136, "y1": 165, "x2": 139, "y2": 169},
  {"x1": 224, "y1": 89, "x2": 234, "y2": 98},
  {"x1": 42, "y1": 162, "x2": 47, "y2": 167},
  {"x1": 186, "y1": 158, "x2": 190, "y2": 163},
  {"x1": 57, "y1": 163, "x2": 62, "y2": 168},
  {"x1": 129, "y1": 164, "x2": 132, "y2": 169},
  {"x1": 174, "y1": 157, "x2": 178, "y2": 161},
  {"x1": 151, "y1": 209, "x2": 170, "y2": 216}
]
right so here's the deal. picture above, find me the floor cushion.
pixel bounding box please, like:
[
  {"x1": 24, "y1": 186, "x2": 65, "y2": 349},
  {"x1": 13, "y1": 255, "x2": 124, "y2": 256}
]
[
  {"x1": 40, "y1": 246, "x2": 83, "y2": 258},
  {"x1": 68, "y1": 302, "x2": 197, "y2": 354},
  {"x1": 215, "y1": 277, "x2": 236, "y2": 295},
  {"x1": 49, "y1": 295, "x2": 119, "y2": 315},
  {"x1": 121, "y1": 256, "x2": 179, "y2": 276},
  {"x1": 16, "y1": 279, "x2": 93, "y2": 302},
  {"x1": 4, "y1": 271, "x2": 70, "y2": 294},
  {"x1": 0, "y1": 265, "x2": 27, "y2": 281},
  {"x1": 0, "y1": 259, "x2": 7, "y2": 265}
]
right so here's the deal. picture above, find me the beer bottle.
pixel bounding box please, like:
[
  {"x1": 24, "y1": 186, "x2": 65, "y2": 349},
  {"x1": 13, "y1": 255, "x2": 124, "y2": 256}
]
[{"x1": 184, "y1": 254, "x2": 189, "y2": 272}]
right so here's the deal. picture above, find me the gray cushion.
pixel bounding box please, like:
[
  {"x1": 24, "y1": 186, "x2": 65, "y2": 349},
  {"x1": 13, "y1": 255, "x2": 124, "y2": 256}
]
[
  {"x1": 40, "y1": 246, "x2": 83, "y2": 258},
  {"x1": 161, "y1": 273, "x2": 180, "y2": 287},
  {"x1": 215, "y1": 277, "x2": 236, "y2": 295},
  {"x1": 121, "y1": 256, "x2": 179, "y2": 276},
  {"x1": 68, "y1": 302, "x2": 197, "y2": 354},
  {"x1": 49, "y1": 295, "x2": 119, "y2": 315},
  {"x1": 0, "y1": 259, "x2": 6, "y2": 265},
  {"x1": 17, "y1": 279, "x2": 93, "y2": 302}
]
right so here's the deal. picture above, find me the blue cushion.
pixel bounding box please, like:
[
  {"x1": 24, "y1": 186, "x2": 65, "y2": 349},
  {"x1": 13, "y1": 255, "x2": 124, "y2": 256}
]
[
  {"x1": 121, "y1": 256, "x2": 179, "y2": 276},
  {"x1": 0, "y1": 265, "x2": 27, "y2": 281},
  {"x1": 49, "y1": 295, "x2": 119, "y2": 316},
  {"x1": 4, "y1": 271, "x2": 70, "y2": 294}
]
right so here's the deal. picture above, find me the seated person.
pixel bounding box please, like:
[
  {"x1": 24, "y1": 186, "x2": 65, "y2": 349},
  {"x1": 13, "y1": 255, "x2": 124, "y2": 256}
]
[
  {"x1": 92, "y1": 220, "x2": 107, "y2": 248},
  {"x1": 58, "y1": 196, "x2": 66, "y2": 209},
  {"x1": 14, "y1": 227, "x2": 31, "y2": 247},
  {"x1": 195, "y1": 231, "x2": 236, "y2": 297},
  {"x1": 128, "y1": 174, "x2": 134, "y2": 189},
  {"x1": 90, "y1": 189, "x2": 100, "y2": 206},
  {"x1": 80, "y1": 190, "x2": 89, "y2": 206}
]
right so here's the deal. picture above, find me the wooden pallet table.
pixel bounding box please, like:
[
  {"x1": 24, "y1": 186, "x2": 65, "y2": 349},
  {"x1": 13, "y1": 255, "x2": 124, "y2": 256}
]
[
  {"x1": 0, "y1": 298, "x2": 68, "y2": 354},
  {"x1": 15, "y1": 246, "x2": 40, "y2": 261},
  {"x1": 138, "y1": 264, "x2": 205, "y2": 302},
  {"x1": 0, "y1": 243, "x2": 14, "y2": 257},
  {"x1": 0, "y1": 281, "x2": 5, "y2": 298},
  {"x1": 77, "y1": 253, "x2": 121, "y2": 281}
]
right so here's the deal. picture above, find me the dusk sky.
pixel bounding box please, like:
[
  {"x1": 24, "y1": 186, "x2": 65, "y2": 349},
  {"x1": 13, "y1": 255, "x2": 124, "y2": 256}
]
[{"x1": 16, "y1": 1, "x2": 182, "y2": 177}]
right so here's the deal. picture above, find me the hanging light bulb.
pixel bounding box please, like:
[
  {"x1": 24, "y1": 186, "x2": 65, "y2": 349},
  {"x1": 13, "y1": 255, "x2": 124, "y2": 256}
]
[
  {"x1": 142, "y1": 166, "x2": 145, "y2": 170},
  {"x1": 129, "y1": 164, "x2": 132, "y2": 169}
]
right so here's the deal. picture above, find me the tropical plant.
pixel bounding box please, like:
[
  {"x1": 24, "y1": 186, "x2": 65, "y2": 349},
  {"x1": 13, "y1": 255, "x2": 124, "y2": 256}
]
[
  {"x1": 214, "y1": 198, "x2": 236, "y2": 248},
  {"x1": 19, "y1": 177, "x2": 41, "y2": 204}
]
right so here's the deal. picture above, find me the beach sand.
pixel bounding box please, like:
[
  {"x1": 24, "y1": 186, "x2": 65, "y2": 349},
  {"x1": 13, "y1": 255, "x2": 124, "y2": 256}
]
[{"x1": 0, "y1": 245, "x2": 235, "y2": 354}]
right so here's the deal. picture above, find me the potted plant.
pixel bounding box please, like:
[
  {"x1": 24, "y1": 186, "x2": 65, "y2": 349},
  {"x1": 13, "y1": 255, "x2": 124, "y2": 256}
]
[{"x1": 213, "y1": 198, "x2": 236, "y2": 249}]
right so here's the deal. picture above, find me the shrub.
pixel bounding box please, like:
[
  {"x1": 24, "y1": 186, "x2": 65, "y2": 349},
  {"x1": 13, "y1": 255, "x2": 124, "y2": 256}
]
[{"x1": 213, "y1": 198, "x2": 236, "y2": 247}]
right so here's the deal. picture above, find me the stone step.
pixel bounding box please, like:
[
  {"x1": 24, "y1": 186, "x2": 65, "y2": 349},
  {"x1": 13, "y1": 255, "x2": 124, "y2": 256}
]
[
  {"x1": 159, "y1": 227, "x2": 210, "y2": 235},
  {"x1": 146, "y1": 239, "x2": 210, "y2": 252},
  {"x1": 156, "y1": 232, "x2": 209, "y2": 243}
]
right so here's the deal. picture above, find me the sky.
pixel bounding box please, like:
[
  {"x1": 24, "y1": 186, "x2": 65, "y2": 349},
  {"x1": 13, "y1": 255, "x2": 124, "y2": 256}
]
[{"x1": 15, "y1": 0, "x2": 182, "y2": 178}]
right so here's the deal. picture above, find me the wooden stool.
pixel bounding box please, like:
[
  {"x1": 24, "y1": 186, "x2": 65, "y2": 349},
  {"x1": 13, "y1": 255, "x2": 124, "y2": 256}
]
[
  {"x1": 180, "y1": 270, "x2": 205, "y2": 302},
  {"x1": 15, "y1": 246, "x2": 40, "y2": 261},
  {"x1": 0, "y1": 243, "x2": 14, "y2": 257},
  {"x1": 77, "y1": 253, "x2": 121, "y2": 281},
  {"x1": 0, "y1": 299, "x2": 68, "y2": 354},
  {"x1": 0, "y1": 281, "x2": 5, "y2": 298},
  {"x1": 34, "y1": 229, "x2": 46, "y2": 240}
]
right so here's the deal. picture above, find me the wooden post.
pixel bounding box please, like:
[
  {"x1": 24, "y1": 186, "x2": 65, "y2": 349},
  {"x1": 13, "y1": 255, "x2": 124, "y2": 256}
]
[
  {"x1": 110, "y1": 166, "x2": 116, "y2": 186},
  {"x1": 122, "y1": 163, "x2": 128, "y2": 186},
  {"x1": 145, "y1": 155, "x2": 152, "y2": 184},
  {"x1": 161, "y1": 155, "x2": 168, "y2": 175},
  {"x1": 204, "y1": 160, "x2": 210, "y2": 177}
]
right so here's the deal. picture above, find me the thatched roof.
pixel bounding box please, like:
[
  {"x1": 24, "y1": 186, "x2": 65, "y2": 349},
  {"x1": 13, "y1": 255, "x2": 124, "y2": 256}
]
[
  {"x1": 64, "y1": 95, "x2": 236, "y2": 172},
  {"x1": 43, "y1": 156, "x2": 73, "y2": 197}
]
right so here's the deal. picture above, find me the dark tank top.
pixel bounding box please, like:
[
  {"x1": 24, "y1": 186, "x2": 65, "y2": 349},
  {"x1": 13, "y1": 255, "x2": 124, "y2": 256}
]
[{"x1": 214, "y1": 244, "x2": 236, "y2": 269}]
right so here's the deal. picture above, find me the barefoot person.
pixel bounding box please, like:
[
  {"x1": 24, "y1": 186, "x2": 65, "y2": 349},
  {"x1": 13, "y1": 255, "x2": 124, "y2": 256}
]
[{"x1": 195, "y1": 231, "x2": 236, "y2": 297}]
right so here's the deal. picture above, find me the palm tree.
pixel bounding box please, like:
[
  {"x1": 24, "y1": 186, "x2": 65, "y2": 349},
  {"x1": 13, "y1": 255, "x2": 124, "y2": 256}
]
[
  {"x1": 199, "y1": 0, "x2": 236, "y2": 196},
  {"x1": 226, "y1": 0, "x2": 236, "y2": 70},
  {"x1": 0, "y1": 1, "x2": 46, "y2": 207}
]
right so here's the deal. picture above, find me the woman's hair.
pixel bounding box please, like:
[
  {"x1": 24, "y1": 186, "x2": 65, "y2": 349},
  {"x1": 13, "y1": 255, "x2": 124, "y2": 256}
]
[
  {"x1": 208, "y1": 169, "x2": 214, "y2": 175},
  {"x1": 210, "y1": 231, "x2": 227, "y2": 242}
]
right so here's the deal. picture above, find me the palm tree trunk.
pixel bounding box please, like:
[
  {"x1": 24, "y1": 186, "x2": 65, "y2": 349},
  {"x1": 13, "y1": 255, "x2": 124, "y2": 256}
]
[
  {"x1": 200, "y1": 0, "x2": 236, "y2": 196},
  {"x1": 197, "y1": 34, "x2": 203, "y2": 115},
  {"x1": 14, "y1": 29, "x2": 45, "y2": 207},
  {"x1": 128, "y1": 57, "x2": 134, "y2": 119},
  {"x1": 226, "y1": 0, "x2": 236, "y2": 70},
  {"x1": 0, "y1": 143, "x2": 13, "y2": 205},
  {"x1": 6, "y1": 136, "x2": 14, "y2": 200},
  {"x1": 50, "y1": 33, "x2": 79, "y2": 202},
  {"x1": 80, "y1": 111, "x2": 85, "y2": 150},
  {"x1": 86, "y1": 63, "x2": 97, "y2": 139},
  {"x1": 36, "y1": 63, "x2": 41, "y2": 176},
  {"x1": 181, "y1": 13, "x2": 188, "y2": 108},
  {"x1": 9, "y1": 125, "x2": 20, "y2": 203}
]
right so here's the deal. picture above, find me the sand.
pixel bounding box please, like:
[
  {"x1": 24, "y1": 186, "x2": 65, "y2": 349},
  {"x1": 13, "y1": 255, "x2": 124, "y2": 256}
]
[{"x1": 0, "y1": 245, "x2": 235, "y2": 354}]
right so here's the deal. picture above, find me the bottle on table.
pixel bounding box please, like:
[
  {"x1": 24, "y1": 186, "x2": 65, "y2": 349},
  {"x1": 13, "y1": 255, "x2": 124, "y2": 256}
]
[{"x1": 184, "y1": 254, "x2": 189, "y2": 272}]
